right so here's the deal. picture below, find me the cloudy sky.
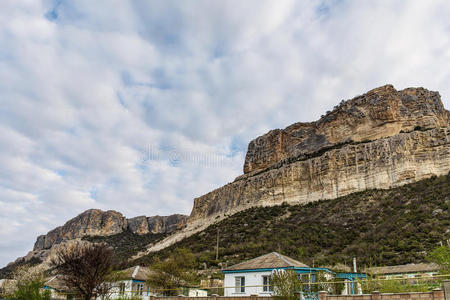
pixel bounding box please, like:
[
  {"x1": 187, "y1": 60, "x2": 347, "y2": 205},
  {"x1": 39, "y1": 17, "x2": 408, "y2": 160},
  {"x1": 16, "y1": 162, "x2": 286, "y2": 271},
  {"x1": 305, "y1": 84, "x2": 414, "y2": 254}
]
[{"x1": 1, "y1": 0, "x2": 450, "y2": 268}]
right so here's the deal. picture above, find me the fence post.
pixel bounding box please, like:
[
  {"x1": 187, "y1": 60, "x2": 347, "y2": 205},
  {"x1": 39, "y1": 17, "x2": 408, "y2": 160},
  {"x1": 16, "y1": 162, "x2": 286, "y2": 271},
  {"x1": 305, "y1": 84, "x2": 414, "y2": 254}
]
[
  {"x1": 433, "y1": 288, "x2": 444, "y2": 300},
  {"x1": 443, "y1": 281, "x2": 450, "y2": 300},
  {"x1": 371, "y1": 291, "x2": 381, "y2": 300},
  {"x1": 319, "y1": 290, "x2": 328, "y2": 300}
]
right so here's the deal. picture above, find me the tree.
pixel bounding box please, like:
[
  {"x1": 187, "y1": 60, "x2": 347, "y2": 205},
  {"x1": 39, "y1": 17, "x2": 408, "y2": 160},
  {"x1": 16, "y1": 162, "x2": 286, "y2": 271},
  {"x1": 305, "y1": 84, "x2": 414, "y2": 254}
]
[
  {"x1": 271, "y1": 269, "x2": 302, "y2": 300},
  {"x1": 427, "y1": 245, "x2": 450, "y2": 274},
  {"x1": 148, "y1": 248, "x2": 197, "y2": 295},
  {"x1": 50, "y1": 243, "x2": 117, "y2": 300},
  {"x1": 6, "y1": 265, "x2": 51, "y2": 300}
]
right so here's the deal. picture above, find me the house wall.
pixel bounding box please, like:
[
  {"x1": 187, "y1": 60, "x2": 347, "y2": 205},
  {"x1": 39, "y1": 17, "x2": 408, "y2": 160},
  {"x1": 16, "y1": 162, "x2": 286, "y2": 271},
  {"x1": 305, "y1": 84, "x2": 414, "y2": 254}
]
[
  {"x1": 189, "y1": 289, "x2": 209, "y2": 297},
  {"x1": 224, "y1": 271, "x2": 273, "y2": 297},
  {"x1": 375, "y1": 272, "x2": 438, "y2": 279},
  {"x1": 107, "y1": 279, "x2": 152, "y2": 299}
]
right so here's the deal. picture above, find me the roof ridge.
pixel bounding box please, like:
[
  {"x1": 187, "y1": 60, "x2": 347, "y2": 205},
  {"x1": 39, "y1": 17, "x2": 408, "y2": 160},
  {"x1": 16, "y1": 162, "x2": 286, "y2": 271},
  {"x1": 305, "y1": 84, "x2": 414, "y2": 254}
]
[
  {"x1": 273, "y1": 252, "x2": 293, "y2": 266},
  {"x1": 226, "y1": 252, "x2": 274, "y2": 269},
  {"x1": 132, "y1": 265, "x2": 140, "y2": 278}
]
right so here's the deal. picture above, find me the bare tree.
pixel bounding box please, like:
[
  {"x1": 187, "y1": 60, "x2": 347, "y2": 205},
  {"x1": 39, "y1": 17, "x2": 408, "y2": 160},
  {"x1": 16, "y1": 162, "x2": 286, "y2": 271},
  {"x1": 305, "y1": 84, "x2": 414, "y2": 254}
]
[{"x1": 50, "y1": 243, "x2": 116, "y2": 300}]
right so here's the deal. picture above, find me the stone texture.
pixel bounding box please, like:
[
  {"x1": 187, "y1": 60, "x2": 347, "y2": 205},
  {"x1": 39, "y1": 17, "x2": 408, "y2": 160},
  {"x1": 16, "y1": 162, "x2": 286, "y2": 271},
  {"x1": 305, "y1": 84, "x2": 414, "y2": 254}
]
[
  {"x1": 33, "y1": 209, "x2": 127, "y2": 250},
  {"x1": 243, "y1": 85, "x2": 448, "y2": 174},
  {"x1": 147, "y1": 214, "x2": 189, "y2": 234},
  {"x1": 127, "y1": 216, "x2": 150, "y2": 235},
  {"x1": 189, "y1": 85, "x2": 450, "y2": 222},
  {"x1": 33, "y1": 209, "x2": 188, "y2": 251}
]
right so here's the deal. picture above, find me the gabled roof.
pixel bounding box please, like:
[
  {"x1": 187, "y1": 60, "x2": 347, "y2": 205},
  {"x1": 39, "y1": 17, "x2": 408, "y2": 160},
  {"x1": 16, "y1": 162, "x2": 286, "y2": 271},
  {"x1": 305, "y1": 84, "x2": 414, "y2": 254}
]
[
  {"x1": 118, "y1": 266, "x2": 154, "y2": 281},
  {"x1": 45, "y1": 275, "x2": 71, "y2": 292},
  {"x1": 224, "y1": 252, "x2": 310, "y2": 271},
  {"x1": 365, "y1": 263, "x2": 440, "y2": 275}
]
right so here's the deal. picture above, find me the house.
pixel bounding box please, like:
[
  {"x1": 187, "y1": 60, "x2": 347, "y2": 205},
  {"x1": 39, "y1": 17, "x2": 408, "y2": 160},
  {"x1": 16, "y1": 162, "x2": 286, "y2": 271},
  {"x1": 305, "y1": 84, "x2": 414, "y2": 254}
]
[
  {"x1": 108, "y1": 266, "x2": 154, "y2": 299},
  {"x1": 44, "y1": 275, "x2": 76, "y2": 299},
  {"x1": 365, "y1": 263, "x2": 440, "y2": 279},
  {"x1": 222, "y1": 252, "x2": 366, "y2": 297}
]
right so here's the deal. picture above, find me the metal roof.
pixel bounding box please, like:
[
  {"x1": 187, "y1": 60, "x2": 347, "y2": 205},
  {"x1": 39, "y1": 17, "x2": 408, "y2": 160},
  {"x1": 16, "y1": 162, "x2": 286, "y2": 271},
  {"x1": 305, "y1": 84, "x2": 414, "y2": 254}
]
[{"x1": 224, "y1": 252, "x2": 310, "y2": 271}]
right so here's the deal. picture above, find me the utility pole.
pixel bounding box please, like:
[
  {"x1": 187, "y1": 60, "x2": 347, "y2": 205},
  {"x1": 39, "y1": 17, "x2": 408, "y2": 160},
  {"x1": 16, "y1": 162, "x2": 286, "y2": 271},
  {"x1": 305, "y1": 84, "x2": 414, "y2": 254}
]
[{"x1": 216, "y1": 228, "x2": 219, "y2": 261}]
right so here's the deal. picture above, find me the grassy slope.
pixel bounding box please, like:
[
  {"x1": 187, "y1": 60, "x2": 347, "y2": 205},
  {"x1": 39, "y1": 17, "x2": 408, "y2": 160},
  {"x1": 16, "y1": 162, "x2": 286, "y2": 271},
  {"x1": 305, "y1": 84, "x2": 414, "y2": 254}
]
[{"x1": 133, "y1": 173, "x2": 449, "y2": 269}]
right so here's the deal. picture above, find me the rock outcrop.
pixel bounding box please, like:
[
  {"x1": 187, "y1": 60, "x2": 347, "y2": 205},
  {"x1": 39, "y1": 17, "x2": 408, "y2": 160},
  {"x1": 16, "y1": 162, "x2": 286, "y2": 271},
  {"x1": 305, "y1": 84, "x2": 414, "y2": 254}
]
[
  {"x1": 127, "y1": 214, "x2": 189, "y2": 235},
  {"x1": 189, "y1": 85, "x2": 450, "y2": 221},
  {"x1": 32, "y1": 209, "x2": 188, "y2": 251}
]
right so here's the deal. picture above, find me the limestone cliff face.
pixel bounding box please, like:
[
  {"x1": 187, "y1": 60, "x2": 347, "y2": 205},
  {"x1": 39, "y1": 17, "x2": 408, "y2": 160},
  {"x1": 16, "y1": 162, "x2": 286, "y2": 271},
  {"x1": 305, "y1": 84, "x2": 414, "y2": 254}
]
[
  {"x1": 33, "y1": 209, "x2": 188, "y2": 251},
  {"x1": 127, "y1": 214, "x2": 189, "y2": 235},
  {"x1": 189, "y1": 85, "x2": 450, "y2": 222}
]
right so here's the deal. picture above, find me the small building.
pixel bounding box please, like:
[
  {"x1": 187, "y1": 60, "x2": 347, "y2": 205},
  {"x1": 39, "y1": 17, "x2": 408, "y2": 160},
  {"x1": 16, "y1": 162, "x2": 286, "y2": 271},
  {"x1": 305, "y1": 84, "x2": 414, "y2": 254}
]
[
  {"x1": 109, "y1": 266, "x2": 154, "y2": 299},
  {"x1": 222, "y1": 252, "x2": 366, "y2": 297},
  {"x1": 188, "y1": 288, "x2": 208, "y2": 297},
  {"x1": 44, "y1": 276, "x2": 76, "y2": 299},
  {"x1": 365, "y1": 263, "x2": 440, "y2": 279}
]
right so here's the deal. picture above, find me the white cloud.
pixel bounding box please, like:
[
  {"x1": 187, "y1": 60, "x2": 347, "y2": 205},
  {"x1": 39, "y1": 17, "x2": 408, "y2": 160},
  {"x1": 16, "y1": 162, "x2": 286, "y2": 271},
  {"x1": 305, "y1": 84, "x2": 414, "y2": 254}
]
[{"x1": 0, "y1": 0, "x2": 450, "y2": 267}]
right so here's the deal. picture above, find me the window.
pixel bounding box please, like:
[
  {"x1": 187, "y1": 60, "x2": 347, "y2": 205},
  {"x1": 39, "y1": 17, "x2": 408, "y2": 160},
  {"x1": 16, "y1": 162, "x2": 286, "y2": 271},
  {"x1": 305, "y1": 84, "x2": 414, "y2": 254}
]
[
  {"x1": 299, "y1": 274, "x2": 310, "y2": 282},
  {"x1": 137, "y1": 283, "x2": 144, "y2": 296},
  {"x1": 235, "y1": 276, "x2": 245, "y2": 293},
  {"x1": 119, "y1": 282, "x2": 126, "y2": 295},
  {"x1": 262, "y1": 275, "x2": 273, "y2": 292}
]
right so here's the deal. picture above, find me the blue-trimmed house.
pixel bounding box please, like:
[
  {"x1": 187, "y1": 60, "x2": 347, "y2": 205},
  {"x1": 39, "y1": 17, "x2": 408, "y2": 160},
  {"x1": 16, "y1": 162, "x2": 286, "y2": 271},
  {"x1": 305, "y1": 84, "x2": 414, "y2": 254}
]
[
  {"x1": 222, "y1": 252, "x2": 366, "y2": 297},
  {"x1": 108, "y1": 265, "x2": 153, "y2": 299}
]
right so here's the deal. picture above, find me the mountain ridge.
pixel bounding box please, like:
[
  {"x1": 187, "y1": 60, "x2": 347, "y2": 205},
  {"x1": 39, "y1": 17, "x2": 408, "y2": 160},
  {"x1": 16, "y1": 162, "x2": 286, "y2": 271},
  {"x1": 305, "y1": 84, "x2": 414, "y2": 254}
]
[{"x1": 2, "y1": 84, "x2": 449, "y2": 277}]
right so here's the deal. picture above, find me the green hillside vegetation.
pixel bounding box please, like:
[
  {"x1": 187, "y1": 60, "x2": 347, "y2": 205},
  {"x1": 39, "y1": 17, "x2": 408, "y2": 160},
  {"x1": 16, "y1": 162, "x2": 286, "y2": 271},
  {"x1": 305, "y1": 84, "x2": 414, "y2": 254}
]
[
  {"x1": 83, "y1": 230, "x2": 167, "y2": 261},
  {"x1": 133, "y1": 173, "x2": 449, "y2": 270},
  {"x1": 1, "y1": 173, "x2": 448, "y2": 279}
]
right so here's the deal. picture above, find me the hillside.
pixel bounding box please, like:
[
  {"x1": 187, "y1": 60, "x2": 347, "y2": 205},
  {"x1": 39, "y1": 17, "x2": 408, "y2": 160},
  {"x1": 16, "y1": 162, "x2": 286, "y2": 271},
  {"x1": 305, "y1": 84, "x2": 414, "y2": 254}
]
[
  {"x1": 133, "y1": 173, "x2": 449, "y2": 269},
  {"x1": 2, "y1": 85, "x2": 449, "y2": 278}
]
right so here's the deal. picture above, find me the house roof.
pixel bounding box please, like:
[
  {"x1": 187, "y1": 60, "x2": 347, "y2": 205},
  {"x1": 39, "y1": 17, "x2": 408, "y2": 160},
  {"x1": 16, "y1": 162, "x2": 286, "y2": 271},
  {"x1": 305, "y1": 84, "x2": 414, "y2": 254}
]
[
  {"x1": 117, "y1": 266, "x2": 154, "y2": 281},
  {"x1": 45, "y1": 275, "x2": 71, "y2": 291},
  {"x1": 365, "y1": 263, "x2": 440, "y2": 275},
  {"x1": 224, "y1": 252, "x2": 310, "y2": 271}
]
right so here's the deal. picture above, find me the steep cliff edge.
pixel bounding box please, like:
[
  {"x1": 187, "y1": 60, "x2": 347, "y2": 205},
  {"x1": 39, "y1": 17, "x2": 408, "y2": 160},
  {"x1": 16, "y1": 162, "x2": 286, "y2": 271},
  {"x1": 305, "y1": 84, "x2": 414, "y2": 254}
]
[
  {"x1": 189, "y1": 85, "x2": 450, "y2": 221},
  {"x1": 33, "y1": 209, "x2": 188, "y2": 251}
]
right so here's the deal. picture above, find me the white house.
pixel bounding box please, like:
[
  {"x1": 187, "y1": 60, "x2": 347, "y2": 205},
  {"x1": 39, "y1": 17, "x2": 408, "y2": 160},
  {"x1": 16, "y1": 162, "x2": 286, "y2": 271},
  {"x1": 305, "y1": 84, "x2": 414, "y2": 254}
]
[
  {"x1": 108, "y1": 266, "x2": 154, "y2": 299},
  {"x1": 222, "y1": 252, "x2": 366, "y2": 297}
]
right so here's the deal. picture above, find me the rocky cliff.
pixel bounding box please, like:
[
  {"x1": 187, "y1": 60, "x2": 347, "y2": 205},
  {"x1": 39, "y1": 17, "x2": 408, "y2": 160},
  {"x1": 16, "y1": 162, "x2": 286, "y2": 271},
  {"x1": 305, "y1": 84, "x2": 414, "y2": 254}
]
[
  {"x1": 33, "y1": 209, "x2": 188, "y2": 251},
  {"x1": 0, "y1": 209, "x2": 188, "y2": 275},
  {"x1": 189, "y1": 85, "x2": 450, "y2": 221}
]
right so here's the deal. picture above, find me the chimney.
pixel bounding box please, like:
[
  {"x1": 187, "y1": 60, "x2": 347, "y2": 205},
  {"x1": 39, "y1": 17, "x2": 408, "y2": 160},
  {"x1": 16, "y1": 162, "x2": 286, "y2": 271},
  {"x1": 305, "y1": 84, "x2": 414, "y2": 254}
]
[{"x1": 353, "y1": 258, "x2": 357, "y2": 273}]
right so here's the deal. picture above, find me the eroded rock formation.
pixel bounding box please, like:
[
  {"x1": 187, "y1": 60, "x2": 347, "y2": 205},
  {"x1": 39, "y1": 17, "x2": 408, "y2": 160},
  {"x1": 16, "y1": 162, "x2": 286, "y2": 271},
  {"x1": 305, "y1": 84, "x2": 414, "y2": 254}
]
[
  {"x1": 33, "y1": 209, "x2": 188, "y2": 251},
  {"x1": 189, "y1": 85, "x2": 450, "y2": 221}
]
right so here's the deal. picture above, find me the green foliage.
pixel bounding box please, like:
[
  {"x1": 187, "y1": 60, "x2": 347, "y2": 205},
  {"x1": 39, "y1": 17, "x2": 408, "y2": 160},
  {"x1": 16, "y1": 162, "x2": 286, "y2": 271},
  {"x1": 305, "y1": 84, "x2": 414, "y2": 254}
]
[
  {"x1": 6, "y1": 266, "x2": 51, "y2": 300},
  {"x1": 133, "y1": 173, "x2": 450, "y2": 270},
  {"x1": 271, "y1": 270, "x2": 302, "y2": 300},
  {"x1": 13, "y1": 278, "x2": 51, "y2": 300},
  {"x1": 360, "y1": 277, "x2": 437, "y2": 293},
  {"x1": 147, "y1": 248, "x2": 197, "y2": 295},
  {"x1": 313, "y1": 271, "x2": 344, "y2": 295},
  {"x1": 427, "y1": 246, "x2": 450, "y2": 274},
  {"x1": 83, "y1": 230, "x2": 167, "y2": 261}
]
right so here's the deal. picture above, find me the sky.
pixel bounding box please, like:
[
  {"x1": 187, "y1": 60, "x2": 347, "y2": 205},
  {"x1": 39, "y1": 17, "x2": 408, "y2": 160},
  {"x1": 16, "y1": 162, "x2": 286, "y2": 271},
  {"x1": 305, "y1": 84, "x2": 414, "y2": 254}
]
[{"x1": 1, "y1": 0, "x2": 450, "y2": 268}]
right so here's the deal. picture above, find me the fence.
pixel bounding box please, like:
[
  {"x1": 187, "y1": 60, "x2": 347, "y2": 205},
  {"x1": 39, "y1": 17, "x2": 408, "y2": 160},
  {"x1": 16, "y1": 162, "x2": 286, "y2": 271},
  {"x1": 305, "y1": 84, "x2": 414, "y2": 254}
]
[
  {"x1": 33, "y1": 276, "x2": 450, "y2": 299},
  {"x1": 319, "y1": 289, "x2": 445, "y2": 300}
]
